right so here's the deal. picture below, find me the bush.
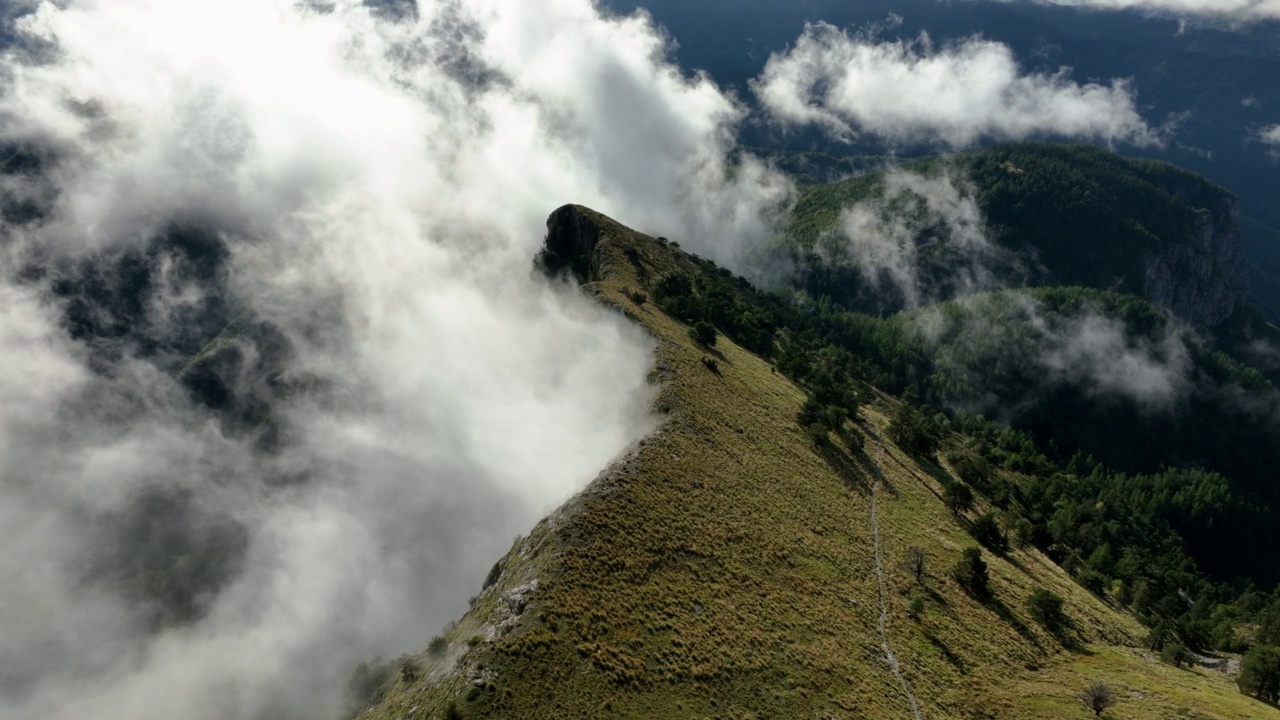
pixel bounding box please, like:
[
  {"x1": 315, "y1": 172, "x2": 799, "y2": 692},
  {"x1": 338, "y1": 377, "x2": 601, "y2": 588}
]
[
  {"x1": 1239, "y1": 645, "x2": 1280, "y2": 703},
  {"x1": 428, "y1": 635, "x2": 449, "y2": 658},
  {"x1": 399, "y1": 655, "x2": 421, "y2": 683},
  {"x1": 952, "y1": 547, "x2": 990, "y2": 597},
  {"x1": 1026, "y1": 588, "x2": 1067, "y2": 631},
  {"x1": 908, "y1": 594, "x2": 926, "y2": 619},
  {"x1": 1078, "y1": 681, "x2": 1115, "y2": 717},
  {"x1": 690, "y1": 320, "x2": 717, "y2": 346},
  {"x1": 1078, "y1": 568, "x2": 1109, "y2": 596},
  {"x1": 1161, "y1": 641, "x2": 1192, "y2": 669},
  {"x1": 445, "y1": 700, "x2": 464, "y2": 720},
  {"x1": 806, "y1": 422, "x2": 830, "y2": 447},
  {"x1": 970, "y1": 512, "x2": 1008, "y2": 553},
  {"x1": 944, "y1": 482, "x2": 975, "y2": 516}
]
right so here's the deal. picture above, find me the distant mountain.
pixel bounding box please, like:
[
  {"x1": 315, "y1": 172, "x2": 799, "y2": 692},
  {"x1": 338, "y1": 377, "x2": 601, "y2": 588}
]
[{"x1": 607, "y1": 0, "x2": 1280, "y2": 299}]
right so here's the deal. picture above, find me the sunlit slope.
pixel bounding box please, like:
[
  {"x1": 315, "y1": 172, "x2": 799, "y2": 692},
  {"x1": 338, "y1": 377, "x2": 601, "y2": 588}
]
[{"x1": 358, "y1": 206, "x2": 1277, "y2": 720}]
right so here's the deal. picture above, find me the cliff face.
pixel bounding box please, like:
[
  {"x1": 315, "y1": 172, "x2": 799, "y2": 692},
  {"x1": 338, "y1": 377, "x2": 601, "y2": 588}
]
[
  {"x1": 1143, "y1": 191, "x2": 1248, "y2": 329},
  {"x1": 537, "y1": 204, "x2": 613, "y2": 284}
]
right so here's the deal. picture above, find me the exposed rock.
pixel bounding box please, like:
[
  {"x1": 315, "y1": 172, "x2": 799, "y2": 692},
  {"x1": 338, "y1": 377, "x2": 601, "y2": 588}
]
[
  {"x1": 1143, "y1": 193, "x2": 1248, "y2": 329},
  {"x1": 494, "y1": 579, "x2": 539, "y2": 636}
]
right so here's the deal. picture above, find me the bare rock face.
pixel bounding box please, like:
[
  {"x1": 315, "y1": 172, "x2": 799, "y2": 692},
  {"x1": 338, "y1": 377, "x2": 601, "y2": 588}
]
[
  {"x1": 1143, "y1": 193, "x2": 1248, "y2": 329},
  {"x1": 537, "y1": 204, "x2": 606, "y2": 283}
]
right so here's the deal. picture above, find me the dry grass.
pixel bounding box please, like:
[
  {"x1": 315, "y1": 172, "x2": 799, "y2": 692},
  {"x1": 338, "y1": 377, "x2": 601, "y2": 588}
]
[{"x1": 360, "y1": 207, "x2": 1278, "y2": 720}]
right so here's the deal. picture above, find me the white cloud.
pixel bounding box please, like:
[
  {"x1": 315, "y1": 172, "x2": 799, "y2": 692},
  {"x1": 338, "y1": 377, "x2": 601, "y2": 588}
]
[
  {"x1": 752, "y1": 23, "x2": 1158, "y2": 148},
  {"x1": 826, "y1": 169, "x2": 1006, "y2": 307},
  {"x1": 1027, "y1": 0, "x2": 1280, "y2": 22},
  {"x1": 0, "y1": 0, "x2": 792, "y2": 718},
  {"x1": 1260, "y1": 123, "x2": 1280, "y2": 148}
]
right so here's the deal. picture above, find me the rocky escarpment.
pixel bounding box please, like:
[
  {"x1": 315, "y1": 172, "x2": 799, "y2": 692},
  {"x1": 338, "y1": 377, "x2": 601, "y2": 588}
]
[
  {"x1": 536, "y1": 204, "x2": 617, "y2": 284},
  {"x1": 1143, "y1": 191, "x2": 1248, "y2": 329}
]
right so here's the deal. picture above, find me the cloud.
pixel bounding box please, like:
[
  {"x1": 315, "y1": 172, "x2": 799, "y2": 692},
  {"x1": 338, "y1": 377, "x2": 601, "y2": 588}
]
[
  {"x1": 752, "y1": 22, "x2": 1158, "y2": 148},
  {"x1": 915, "y1": 292, "x2": 1191, "y2": 417},
  {"x1": 0, "y1": 0, "x2": 792, "y2": 718},
  {"x1": 810, "y1": 167, "x2": 1024, "y2": 311},
  {"x1": 1260, "y1": 124, "x2": 1280, "y2": 154},
  {"x1": 835, "y1": 169, "x2": 993, "y2": 305},
  {"x1": 1015, "y1": 0, "x2": 1280, "y2": 22}
]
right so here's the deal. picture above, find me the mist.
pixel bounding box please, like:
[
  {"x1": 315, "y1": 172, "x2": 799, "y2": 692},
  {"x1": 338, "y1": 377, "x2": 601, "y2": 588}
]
[
  {"x1": 0, "y1": 1, "x2": 792, "y2": 718},
  {"x1": 816, "y1": 167, "x2": 1020, "y2": 310}
]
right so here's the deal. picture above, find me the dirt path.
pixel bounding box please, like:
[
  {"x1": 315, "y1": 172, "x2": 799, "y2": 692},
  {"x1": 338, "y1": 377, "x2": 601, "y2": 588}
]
[{"x1": 871, "y1": 444, "x2": 924, "y2": 720}]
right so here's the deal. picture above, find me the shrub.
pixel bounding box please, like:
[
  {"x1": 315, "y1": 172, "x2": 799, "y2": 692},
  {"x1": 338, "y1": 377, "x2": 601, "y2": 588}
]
[
  {"x1": 806, "y1": 422, "x2": 830, "y2": 447},
  {"x1": 1078, "y1": 568, "x2": 1108, "y2": 596},
  {"x1": 970, "y1": 512, "x2": 1008, "y2": 553},
  {"x1": 628, "y1": 290, "x2": 648, "y2": 305},
  {"x1": 428, "y1": 635, "x2": 449, "y2": 658},
  {"x1": 908, "y1": 594, "x2": 926, "y2": 620},
  {"x1": 1078, "y1": 681, "x2": 1115, "y2": 717},
  {"x1": 1239, "y1": 645, "x2": 1280, "y2": 703},
  {"x1": 1026, "y1": 588, "x2": 1067, "y2": 631},
  {"x1": 690, "y1": 320, "x2": 717, "y2": 347},
  {"x1": 445, "y1": 700, "x2": 464, "y2": 720},
  {"x1": 944, "y1": 482, "x2": 975, "y2": 516},
  {"x1": 952, "y1": 547, "x2": 990, "y2": 597},
  {"x1": 399, "y1": 655, "x2": 421, "y2": 683},
  {"x1": 1161, "y1": 641, "x2": 1192, "y2": 669},
  {"x1": 701, "y1": 356, "x2": 720, "y2": 374}
]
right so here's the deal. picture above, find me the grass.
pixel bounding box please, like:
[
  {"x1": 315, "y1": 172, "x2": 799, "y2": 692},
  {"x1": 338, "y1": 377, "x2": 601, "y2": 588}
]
[{"x1": 358, "y1": 206, "x2": 1278, "y2": 720}]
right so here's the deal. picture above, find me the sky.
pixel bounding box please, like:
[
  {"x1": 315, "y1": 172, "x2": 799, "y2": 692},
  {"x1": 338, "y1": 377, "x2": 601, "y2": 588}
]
[{"x1": 0, "y1": 0, "x2": 1274, "y2": 718}]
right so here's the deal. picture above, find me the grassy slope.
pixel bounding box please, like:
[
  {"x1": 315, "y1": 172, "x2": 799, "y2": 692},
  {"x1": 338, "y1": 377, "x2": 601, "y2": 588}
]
[{"x1": 358, "y1": 207, "x2": 1278, "y2": 720}]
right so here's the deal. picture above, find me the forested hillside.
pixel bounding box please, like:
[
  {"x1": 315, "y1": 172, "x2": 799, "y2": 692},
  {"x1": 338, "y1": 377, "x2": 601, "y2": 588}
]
[{"x1": 784, "y1": 144, "x2": 1254, "y2": 332}]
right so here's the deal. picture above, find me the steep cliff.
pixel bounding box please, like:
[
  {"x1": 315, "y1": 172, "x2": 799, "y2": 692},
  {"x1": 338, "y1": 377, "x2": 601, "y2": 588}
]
[{"x1": 1143, "y1": 192, "x2": 1247, "y2": 329}]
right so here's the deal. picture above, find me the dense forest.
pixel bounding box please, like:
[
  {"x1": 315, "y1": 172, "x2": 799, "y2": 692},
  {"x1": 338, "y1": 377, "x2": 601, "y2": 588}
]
[{"x1": 633, "y1": 144, "x2": 1280, "y2": 700}]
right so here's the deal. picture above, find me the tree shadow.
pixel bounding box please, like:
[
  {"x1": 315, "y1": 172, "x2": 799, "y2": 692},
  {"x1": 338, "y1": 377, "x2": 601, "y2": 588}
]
[
  {"x1": 815, "y1": 441, "x2": 871, "y2": 494},
  {"x1": 959, "y1": 589, "x2": 1042, "y2": 651},
  {"x1": 924, "y1": 630, "x2": 968, "y2": 674}
]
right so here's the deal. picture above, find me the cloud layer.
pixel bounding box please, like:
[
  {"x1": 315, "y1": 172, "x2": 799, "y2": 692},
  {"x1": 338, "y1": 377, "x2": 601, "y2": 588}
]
[
  {"x1": 752, "y1": 23, "x2": 1158, "y2": 148},
  {"x1": 0, "y1": 1, "x2": 792, "y2": 718}
]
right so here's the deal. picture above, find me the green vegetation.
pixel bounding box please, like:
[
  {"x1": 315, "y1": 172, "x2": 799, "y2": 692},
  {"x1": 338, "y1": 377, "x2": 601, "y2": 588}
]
[
  {"x1": 1027, "y1": 588, "x2": 1068, "y2": 632},
  {"x1": 952, "y1": 547, "x2": 991, "y2": 598},
  {"x1": 1240, "y1": 645, "x2": 1280, "y2": 702}
]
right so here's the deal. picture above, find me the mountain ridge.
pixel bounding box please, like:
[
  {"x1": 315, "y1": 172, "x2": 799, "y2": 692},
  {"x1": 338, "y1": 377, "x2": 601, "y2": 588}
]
[{"x1": 354, "y1": 205, "x2": 1277, "y2": 720}]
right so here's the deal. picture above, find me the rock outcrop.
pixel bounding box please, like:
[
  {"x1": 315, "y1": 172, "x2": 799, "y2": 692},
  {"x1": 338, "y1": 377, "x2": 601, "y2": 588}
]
[{"x1": 1143, "y1": 192, "x2": 1248, "y2": 329}]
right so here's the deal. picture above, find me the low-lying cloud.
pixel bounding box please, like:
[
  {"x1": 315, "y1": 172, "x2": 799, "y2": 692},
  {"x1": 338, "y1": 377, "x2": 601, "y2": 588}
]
[
  {"x1": 752, "y1": 22, "x2": 1158, "y2": 148},
  {"x1": 809, "y1": 167, "x2": 1024, "y2": 312},
  {"x1": 0, "y1": 1, "x2": 793, "y2": 718},
  {"x1": 916, "y1": 292, "x2": 1192, "y2": 416}
]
